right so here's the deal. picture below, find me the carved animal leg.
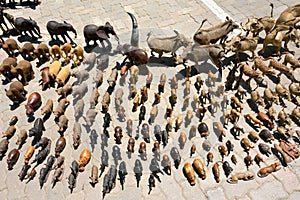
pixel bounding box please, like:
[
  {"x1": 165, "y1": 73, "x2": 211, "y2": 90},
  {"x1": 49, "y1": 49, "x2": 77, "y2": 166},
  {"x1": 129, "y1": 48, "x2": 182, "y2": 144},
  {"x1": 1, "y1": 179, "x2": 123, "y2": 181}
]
[
  {"x1": 28, "y1": 30, "x2": 37, "y2": 39},
  {"x1": 85, "y1": 39, "x2": 90, "y2": 46},
  {"x1": 61, "y1": 34, "x2": 68, "y2": 43},
  {"x1": 158, "y1": 52, "x2": 163, "y2": 62},
  {"x1": 22, "y1": 73, "x2": 28, "y2": 85},
  {"x1": 0, "y1": 25, "x2": 5, "y2": 33},
  {"x1": 105, "y1": 39, "x2": 112, "y2": 48},
  {"x1": 49, "y1": 33, "x2": 55, "y2": 41},
  {"x1": 150, "y1": 50, "x2": 154, "y2": 57},
  {"x1": 65, "y1": 33, "x2": 74, "y2": 44}
]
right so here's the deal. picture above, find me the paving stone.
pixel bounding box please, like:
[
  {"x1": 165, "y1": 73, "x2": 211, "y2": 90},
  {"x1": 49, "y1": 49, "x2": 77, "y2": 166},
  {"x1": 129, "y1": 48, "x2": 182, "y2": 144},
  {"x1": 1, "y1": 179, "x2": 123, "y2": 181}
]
[
  {"x1": 0, "y1": 189, "x2": 8, "y2": 200},
  {"x1": 272, "y1": 167, "x2": 300, "y2": 194},
  {"x1": 248, "y1": 181, "x2": 289, "y2": 200},
  {"x1": 288, "y1": 191, "x2": 300, "y2": 200},
  {"x1": 222, "y1": 177, "x2": 259, "y2": 199},
  {"x1": 65, "y1": 190, "x2": 84, "y2": 200},
  {"x1": 207, "y1": 187, "x2": 227, "y2": 200},
  {"x1": 6, "y1": 170, "x2": 27, "y2": 200},
  {"x1": 160, "y1": 176, "x2": 185, "y2": 200}
]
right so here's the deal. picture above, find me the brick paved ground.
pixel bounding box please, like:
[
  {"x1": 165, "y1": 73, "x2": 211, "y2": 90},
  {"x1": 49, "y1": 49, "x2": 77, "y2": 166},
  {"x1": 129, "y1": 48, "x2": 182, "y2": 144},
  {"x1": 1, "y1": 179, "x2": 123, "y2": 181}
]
[{"x1": 0, "y1": 0, "x2": 300, "y2": 199}]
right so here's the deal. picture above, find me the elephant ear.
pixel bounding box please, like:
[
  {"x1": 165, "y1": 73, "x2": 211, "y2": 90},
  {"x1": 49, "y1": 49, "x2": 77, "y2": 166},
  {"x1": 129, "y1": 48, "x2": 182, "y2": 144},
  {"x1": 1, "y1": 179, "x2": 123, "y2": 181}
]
[{"x1": 96, "y1": 30, "x2": 109, "y2": 40}]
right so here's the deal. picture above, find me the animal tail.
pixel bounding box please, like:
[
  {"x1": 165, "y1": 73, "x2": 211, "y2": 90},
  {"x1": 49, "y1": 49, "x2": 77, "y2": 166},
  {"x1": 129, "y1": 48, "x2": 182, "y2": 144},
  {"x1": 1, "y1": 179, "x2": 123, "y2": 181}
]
[
  {"x1": 146, "y1": 31, "x2": 152, "y2": 42},
  {"x1": 195, "y1": 19, "x2": 208, "y2": 33},
  {"x1": 270, "y1": 3, "x2": 274, "y2": 18}
]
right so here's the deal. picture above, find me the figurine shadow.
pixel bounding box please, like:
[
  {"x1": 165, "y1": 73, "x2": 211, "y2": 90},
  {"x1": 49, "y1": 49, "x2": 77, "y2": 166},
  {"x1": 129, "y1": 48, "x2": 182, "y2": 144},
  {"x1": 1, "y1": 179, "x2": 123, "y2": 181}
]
[
  {"x1": 90, "y1": 129, "x2": 98, "y2": 152},
  {"x1": 176, "y1": 62, "x2": 219, "y2": 81},
  {"x1": 138, "y1": 153, "x2": 147, "y2": 161},
  {"x1": 30, "y1": 134, "x2": 42, "y2": 146},
  {"x1": 27, "y1": 115, "x2": 35, "y2": 123},
  {"x1": 84, "y1": 43, "x2": 115, "y2": 55},
  {"x1": 213, "y1": 126, "x2": 222, "y2": 141},
  {"x1": 292, "y1": 136, "x2": 300, "y2": 144},
  {"x1": 9, "y1": 102, "x2": 21, "y2": 111},
  {"x1": 291, "y1": 117, "x2": 300, "y2": 127},
  {"x1": 258, "y1": 46, "x2": 288, "y2": 58},
  {"x1": 138, "y1": 64, "x2": 149, "y2": 76},
  {"x1": 148, "y1": 56, "x2": 177, "y2": 67},
  {"x1": 0, "y1": 154, "x2": 5, "y2": 161},
  {"x1": 271, "y1": 147, "x2": 288, "y2": 167},
  {"x1": 17, "y1": 35, "x2": 41, "y2": 44},
  {"x1": 245, "y1": 118, "x2": 260, "y2": 132},
  {"x1": 48, "y1": 40, "x2": 64, "y2": 46},
  {"x1": 1, "y1": 78, "x2": 11, "y2": 85},
  {"x1": 82, "y1": 123, "x2": 91, "y2": 133},
  {"x1": 222, "y1": 53, "x2": 249, "y2": 67},
  {"x1": 72, "y1": 96, "x2": 81, "y2": 106},
  {"x1": 6, "y1": 1, "x2": 41, "y2": 9},
  {"x1": 273, "y1": 132, "x2": 287, "y2": 141},
  {"x1": 42, "y1": 112, "x2": 51, "y2": 122},
  {"x1": 246, "y1": 99, "x2": 259, "y2": 113},
  {"x1": 266, "y1": 73, "x2": 280, "y2": 84},
  {"x1": 89, "y1": 182, "x2": 97, "y2": 188}
]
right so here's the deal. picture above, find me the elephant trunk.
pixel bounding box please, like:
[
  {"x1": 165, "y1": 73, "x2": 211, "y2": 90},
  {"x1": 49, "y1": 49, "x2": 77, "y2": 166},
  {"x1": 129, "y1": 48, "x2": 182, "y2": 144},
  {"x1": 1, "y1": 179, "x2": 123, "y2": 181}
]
[
  {"x1": 114, "y1": 34, "x2": 119, "y2": 42},
  {"x1": 72, "y1": 28, "x2": 77, "y2": 38}
]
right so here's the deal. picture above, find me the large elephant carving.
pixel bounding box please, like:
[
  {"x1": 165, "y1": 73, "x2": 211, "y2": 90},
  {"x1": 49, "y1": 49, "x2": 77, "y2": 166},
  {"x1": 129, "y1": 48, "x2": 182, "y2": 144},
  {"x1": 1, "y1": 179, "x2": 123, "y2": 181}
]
[
  {"x1": 46, "y1": 20, "x2": 77, "y2": 44},
  {"x1": 83, "y1": 22, "x2": 119, "y2": 48},
  {"x1": 14, "y1": 17, "x2": 41, "y2": 39}
]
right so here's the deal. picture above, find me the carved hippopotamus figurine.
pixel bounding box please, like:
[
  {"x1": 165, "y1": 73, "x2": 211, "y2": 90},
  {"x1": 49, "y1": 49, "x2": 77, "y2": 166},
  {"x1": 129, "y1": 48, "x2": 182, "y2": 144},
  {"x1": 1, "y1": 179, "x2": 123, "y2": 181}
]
[
  {"x1": 25, "y1": 92, "x2": 42, "y2": 116},
  {"x1": 78, "y1": 149, "x2": 91, "y2": 172},
  {"x1": 7, "y1": 148, "x2": 20, "y2": 170}
]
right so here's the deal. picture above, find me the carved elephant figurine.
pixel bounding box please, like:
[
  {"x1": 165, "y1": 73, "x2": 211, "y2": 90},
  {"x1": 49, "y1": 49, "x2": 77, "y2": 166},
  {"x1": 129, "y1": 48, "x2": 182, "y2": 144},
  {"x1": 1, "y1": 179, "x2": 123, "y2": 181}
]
[
  {"x1": 34, "y1": 43, "x2": 50, "y2": 65},
  {"x1": 5, "y1": 81, "x2": 27, "y2": 104},
  {"x1": 14, "y1": 17, "x2": 41, "y2": 39},
  {"x1": 11, "y1": 60, "x2": 34, "y2": 85},
  {"x1": 83, "y1": 22, "x2": 119, "y2": 47},
  {"x1": 19, "y1": 42, "x2": 36, "y2": 61},
  {"x1": 46, "y1": 20, "x2": 77, "y2": 44},
  {"x1": 0, "y1": 57, "x2": 17, "y2": 82},
  {"x1": 0, "y1": 38, "x2": 20, "y2": 57},
  {"x1": 70, "y1": 45, "x2": 84, "y2": 67}
]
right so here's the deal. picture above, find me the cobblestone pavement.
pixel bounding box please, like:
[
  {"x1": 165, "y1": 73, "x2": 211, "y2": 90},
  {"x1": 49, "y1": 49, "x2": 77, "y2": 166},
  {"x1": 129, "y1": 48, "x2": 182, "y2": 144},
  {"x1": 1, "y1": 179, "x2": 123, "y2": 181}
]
[{"x1": 0, "y1": 0, "x2": 300, "y2": 200}]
